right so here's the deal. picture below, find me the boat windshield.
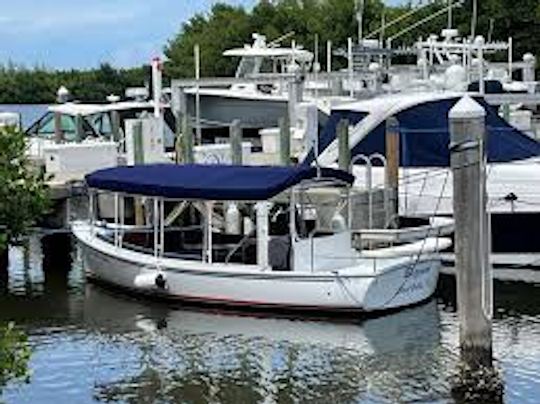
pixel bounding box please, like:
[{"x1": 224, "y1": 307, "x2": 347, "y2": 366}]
[
  {"x1": 235, "y1": 56, "x2": 263, "y2": 78},
  {"x1": 26, "y1": 111, "x2": 115, "y2": 141}
]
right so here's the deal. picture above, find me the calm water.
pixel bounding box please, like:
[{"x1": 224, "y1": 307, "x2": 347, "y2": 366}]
[
  {"x1": 0, "y1": 234, "x2": 539, "y2": 403},
  {"x1": 0, "y1": 104, "x2": 48, "y2": 129}
]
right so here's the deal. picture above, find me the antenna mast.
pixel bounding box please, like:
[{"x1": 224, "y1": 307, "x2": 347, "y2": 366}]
[{"x1": 356, "y1": 0, "x2": 364, "y2": 44}]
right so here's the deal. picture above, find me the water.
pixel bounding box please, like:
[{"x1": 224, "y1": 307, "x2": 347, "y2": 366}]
[
  {"x1": 0, "y1": 104, "x2": 48, "y2": 129},
  {"x1": 1, "y1": 235, "x2": 539, "y2": 403}
]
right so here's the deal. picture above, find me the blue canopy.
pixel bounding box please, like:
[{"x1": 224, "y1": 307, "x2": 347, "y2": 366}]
[
  {"x1": 305, "y1": 96, "x2": 540, "y2": 167},
  {"x1": 86, "y1": 164, "x2": 354, "y2": 200}
]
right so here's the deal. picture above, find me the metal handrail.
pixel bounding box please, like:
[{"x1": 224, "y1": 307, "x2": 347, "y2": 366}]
[{"x1": 225, "y1": 226, "x2": 255, "y2": 264}]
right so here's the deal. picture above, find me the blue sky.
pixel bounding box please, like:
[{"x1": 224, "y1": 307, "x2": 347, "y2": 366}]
[{"x1": 0, "y1": 0, "x2": 256, "y2": 69}]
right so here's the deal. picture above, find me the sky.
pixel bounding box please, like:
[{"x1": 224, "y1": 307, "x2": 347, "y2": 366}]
[{"x1": 0, "y1": 0, "x2": 256, "y2": 70}]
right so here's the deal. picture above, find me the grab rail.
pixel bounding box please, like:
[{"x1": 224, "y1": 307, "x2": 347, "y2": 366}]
[{"x1": 225, "y1": 227, "x2": 255, "y2": 264}]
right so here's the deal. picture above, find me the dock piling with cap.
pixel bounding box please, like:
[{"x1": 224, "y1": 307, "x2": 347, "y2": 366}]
[{"x1": 449, "y1": 95, "x2": 501, "y2": 401}]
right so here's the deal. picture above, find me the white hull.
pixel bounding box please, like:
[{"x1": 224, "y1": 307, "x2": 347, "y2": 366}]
[{"x1": 74, "y1": 223, "x2": 441, "y2": 313}]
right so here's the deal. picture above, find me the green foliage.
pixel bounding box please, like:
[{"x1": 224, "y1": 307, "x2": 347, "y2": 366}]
[
  {"x1": 0, "y1": 64, "x2": 145, "y2": 104},
  {"x1": 0, "y1": 322, "x2": 31, "y2": 388},
  {"x1": 0, "y1": 126, "x2": 49, "y2": 250},
  {"x1": 164, "y1": 0, "x2": 540, "y2": 78},
  {"x1": 164, "y1": 4, "x2": 253, "y2": 78}
]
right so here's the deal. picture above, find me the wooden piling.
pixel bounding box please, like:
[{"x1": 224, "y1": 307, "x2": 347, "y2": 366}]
[
  {"x1": 449, "y1": 95, "x2": 492, "y2": 368},
  {"x1": 111, "y1": 110, "x2": 121, "y2": 142},
  {"x1": 133, "y1": 120, "x2": 145, "y2": 226},
  {"x1": 54, "y1": 112, "x2": 63, "y2": 143},
  {"x1": 174, "y1": 88, "x2": 188, "y2": 164},
  {"x1": 75, "y1": 114, "x2": 84, "y2": 142},
  {"x1": 182, "y1": 113, "x2": 194, "y2": 164},
  {"x1": 385, "y1": 117, "x2": 400, "y2": 224},
  {"x1": 279, "y1": 116, "x2": 291, "y2": 166},
  {"x1": 230, "y1": 119, "x2": 242, "y2": 165},
  {"x1": 337, "y1": 119, "x2": 350, "y2": 172},
  {"x1": 174, "y1": 109, "x2": 183, "y2": 164}
]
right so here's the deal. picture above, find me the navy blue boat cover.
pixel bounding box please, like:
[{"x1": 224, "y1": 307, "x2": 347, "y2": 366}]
[
  {"x1": 86, "y1": 164, "x2": 354, "y2": 200},
  {"x1": 305, "y1": 96, "x2": 540, "y2": 167}
]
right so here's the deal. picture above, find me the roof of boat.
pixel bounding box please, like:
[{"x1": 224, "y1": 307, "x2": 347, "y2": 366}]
[
  {"x1": 310, "y1": 91, "x2": 540, "y2": 167},
  {"x1": 48, "y1": 101, "x2": 155, "y2": 116},
  {"x1": 223, "y1": 47, "x2": 313, "y2": 61},
  {"x1": 86, "y1": 164, "x2": 354, "y2": 200},
  {"x1": 332, "y1": 91, "x2": 465, "y2": 114}
]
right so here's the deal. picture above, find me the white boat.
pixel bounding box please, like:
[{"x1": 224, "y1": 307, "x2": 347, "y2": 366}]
[
  {"x1": 72, "y1": 163, "x2": 451, "y2": 313},
  {"x1": 182, "y1": 33, "x2": 314, "y2": 132},
  {"x1": 312, "y1": 92, "x2": 540, "y2": 267}
]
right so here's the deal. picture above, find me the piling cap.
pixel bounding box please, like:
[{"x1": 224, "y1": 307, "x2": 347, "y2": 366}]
[{"x1": 449, "y1": 95, "x2": 486, "y2": 119}]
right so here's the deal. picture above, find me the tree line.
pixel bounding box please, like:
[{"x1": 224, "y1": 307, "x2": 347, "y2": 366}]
[
  {"x1": 164, "y1": 0, "x2": 540, "y2": 78},
  {"x1": 0, "y1": 63, "x2": 145, "y2": 104},
  {"x1": 1, "y1": 0, "x2": 539, "y2": 104}
]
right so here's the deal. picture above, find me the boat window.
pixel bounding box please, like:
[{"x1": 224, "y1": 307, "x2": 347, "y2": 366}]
[
  {"x1": 28, "y1": 113, "x2": 77, "y2": 140},
  {"x1": 26, "y1": 112, "x2": 101, "y2": 141},
  {"x1": 235, "y1": 57, "x2": 262, "y2": 78},
  {"x1": 89, "y1": 113, "x2": 112, "y2": 138}
]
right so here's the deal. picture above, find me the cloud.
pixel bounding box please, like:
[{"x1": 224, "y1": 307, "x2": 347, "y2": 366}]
[
  {"x1": 0, "y1": 0, "x2": 257, "y2": 68},
  {"x1": 0, "y1": 1, "x2": 146, "y2": 35}
]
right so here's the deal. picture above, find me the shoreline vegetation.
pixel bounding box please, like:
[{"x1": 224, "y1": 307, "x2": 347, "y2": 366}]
[{"x1": 1, "y1": 0, "x2": 539, "y2": 104}]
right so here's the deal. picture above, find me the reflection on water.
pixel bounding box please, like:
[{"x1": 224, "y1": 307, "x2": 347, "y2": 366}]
[{"x1": 0, "y1": 234, "x2": 539, "y2": 403}]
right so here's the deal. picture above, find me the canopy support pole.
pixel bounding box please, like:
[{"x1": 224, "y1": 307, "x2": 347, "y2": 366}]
[
  {"x1": 204, "y1": 202, "x2": 213, "y2": 264},
  {"x1": 153, "y1": 198, "x2": 159, "y2": 260},
  {"x1": 114, "y1": 193, "x2": 119, "y2": 248},
  {"x1": 256, "y1": 202, "x2": 270, "y2": 270},
  {"x1": 89, "y1": 191, "x2": 95, "y2": 236}
]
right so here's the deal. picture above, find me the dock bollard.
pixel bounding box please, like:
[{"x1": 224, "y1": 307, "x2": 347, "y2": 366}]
[{"x1": 449, "y1": 95, "x2": 501, "y2": 401}]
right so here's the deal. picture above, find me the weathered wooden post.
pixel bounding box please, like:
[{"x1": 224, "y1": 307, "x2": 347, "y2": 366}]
[
  {"x1": 182, "y1": 113, "x2": 194, "y2": 164},
  {"x1": 173, "y1": 87, "x2": 187, "y2": 164},
  {"x1": 230, "y1": 119, "x2": 242, "y2": 165},
  {"x1": 449, "y1": 95, "x2": 499, "y2": 400},
  {"x1": 75, "y1": 114, "x2": 84, "y2": 142},
  {"x1": 337, "y1": 119, "x2": 350, "y2": 172},
  {"x1": 174, "y1": 111, "x2": 183, "y2": 164},
  {"x1": 54, "y1": 112, "x2": 63, "y2": 143},
  {"x1": 385, "y1": 117, "x2": 400, "y2": 225},
  {"x1": 111, "y1": 110, "x2": 121, "y2": 142},
  {"x1": 133, "y1": 120, "x2": 145, "y2": 226},
  {"x1": 279, "y1": 116, "x2": 291, "y2": 166}
]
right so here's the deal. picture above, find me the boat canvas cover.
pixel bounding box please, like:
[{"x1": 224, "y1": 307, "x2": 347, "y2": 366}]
[
  {"x1": 306, "y1": 95, "x2": 540, "y2": 167},
  {"x1": 86, "y1": 164, "x2": 354, "y2": 200}
]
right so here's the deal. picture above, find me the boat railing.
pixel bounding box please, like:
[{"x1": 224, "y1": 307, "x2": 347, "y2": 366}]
[
  {"x1": 224, "y1": 226, "x2": 255, "y2": 264},
  {"x1": 349, "y1": 153, "x2": 390, "y2": 231}
]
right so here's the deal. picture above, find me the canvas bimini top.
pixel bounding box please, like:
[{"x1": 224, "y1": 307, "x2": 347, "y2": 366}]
[{"x1": 86, "y1": 164, "x2": 355, "y2": 201}]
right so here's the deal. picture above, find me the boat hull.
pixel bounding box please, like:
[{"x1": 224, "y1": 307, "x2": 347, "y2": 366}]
[{"x1": 74, "y1": 224, "x2": 440, "y2": 313}]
